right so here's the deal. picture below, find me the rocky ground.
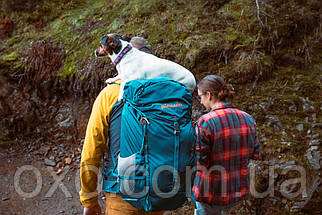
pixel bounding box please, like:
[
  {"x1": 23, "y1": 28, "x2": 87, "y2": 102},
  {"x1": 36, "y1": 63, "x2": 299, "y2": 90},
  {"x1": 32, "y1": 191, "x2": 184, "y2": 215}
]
[
  {"x1": 0, "y1": 142, "x2": 86, "y2": 215},
  {"x1": 0, "y1": 141, "x2": 195, "y2": 215},
  {"x1": 2, "y1": 141, "x2": 320, "y2": 215}
]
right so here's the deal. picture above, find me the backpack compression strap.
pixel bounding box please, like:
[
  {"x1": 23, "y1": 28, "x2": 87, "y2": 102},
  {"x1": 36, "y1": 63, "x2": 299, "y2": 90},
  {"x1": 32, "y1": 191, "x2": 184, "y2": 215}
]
[{"x1": 173, "y1": 121, "x2": 180, "y2": 191}]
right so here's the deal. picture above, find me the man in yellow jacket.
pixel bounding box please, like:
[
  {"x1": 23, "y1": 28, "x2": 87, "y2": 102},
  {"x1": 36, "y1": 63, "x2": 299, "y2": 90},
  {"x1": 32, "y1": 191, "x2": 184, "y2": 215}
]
[{"x1": 79, "y1": 37, "x2": 164, "y2": 215}]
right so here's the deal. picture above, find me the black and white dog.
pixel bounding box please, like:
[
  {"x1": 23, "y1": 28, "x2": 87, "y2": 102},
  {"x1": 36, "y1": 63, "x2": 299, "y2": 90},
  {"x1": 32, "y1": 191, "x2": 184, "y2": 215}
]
[{"x1": 95, "y1": 34, "x2": 196, "y2": 101}]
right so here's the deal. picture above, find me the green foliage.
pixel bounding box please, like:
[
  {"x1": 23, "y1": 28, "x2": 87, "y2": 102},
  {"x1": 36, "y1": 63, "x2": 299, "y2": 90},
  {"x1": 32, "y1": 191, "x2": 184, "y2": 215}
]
[
  {"x1": 60, "y1": 59, "x2": 76, "y2": 77},
  {"x1": 0, "y1": 51, "x2": 23, "y2": 70},
  {"x1": 0, "y1": 140, "x2": 11, "y2": 148},
  {"x1": 0, "y1": 0, "x2": 321, "y2": 121},
  {"x1": 2, "y1": 0, "x2": 84, "y2": 23},
  {"x1": 1, "y1": 51, "x2": 18, "y2": 61},
  {"x1": 1, "y1": 0, "x2": 320, "y2": 81}
]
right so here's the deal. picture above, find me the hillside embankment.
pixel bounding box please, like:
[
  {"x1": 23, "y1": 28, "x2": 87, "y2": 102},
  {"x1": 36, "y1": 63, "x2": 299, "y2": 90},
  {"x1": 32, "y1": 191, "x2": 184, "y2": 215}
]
[{"x1": 0, "y1": 0, "x2": 321, "y2": 214}]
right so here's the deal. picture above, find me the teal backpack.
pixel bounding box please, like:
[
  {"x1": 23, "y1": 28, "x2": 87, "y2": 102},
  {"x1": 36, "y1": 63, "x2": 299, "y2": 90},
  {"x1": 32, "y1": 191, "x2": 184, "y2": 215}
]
[{"x1": 117, "y1": 77, "x2": 197, "y2": 211}]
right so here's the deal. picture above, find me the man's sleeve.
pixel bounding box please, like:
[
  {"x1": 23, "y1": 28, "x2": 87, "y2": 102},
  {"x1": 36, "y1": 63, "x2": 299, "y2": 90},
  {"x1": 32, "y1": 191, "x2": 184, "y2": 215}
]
[{"x1": 79, "y1": 85, "x2": 118, "y2": 208}]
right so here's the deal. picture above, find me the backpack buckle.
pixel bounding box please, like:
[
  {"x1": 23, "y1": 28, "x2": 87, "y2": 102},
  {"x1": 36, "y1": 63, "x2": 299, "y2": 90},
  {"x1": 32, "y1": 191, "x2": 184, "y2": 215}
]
[
  {"x1": 140, "y1": 117, "x2": 149, "y2": 125},
  {"x1": 174, "y1": 122, "x2": 180, "y2": 135}
]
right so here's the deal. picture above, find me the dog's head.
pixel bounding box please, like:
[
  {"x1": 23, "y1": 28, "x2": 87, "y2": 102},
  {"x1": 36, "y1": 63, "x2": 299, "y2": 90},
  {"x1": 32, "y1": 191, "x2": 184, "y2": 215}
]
[{"x1": 95, "y1": 34, "x2": 130, "y2": 57}]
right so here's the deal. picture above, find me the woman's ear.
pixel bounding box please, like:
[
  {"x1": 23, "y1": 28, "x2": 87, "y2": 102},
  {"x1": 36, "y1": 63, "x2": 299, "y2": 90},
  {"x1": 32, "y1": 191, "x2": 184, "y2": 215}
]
[{"x1": 206, "y1": 91, "x2": 213, "y2": 101}]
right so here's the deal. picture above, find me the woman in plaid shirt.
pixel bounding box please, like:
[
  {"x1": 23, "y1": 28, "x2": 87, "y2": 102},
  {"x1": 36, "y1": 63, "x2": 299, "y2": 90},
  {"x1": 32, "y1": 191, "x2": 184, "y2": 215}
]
[{"x1": 193, "y1": 75, "x2": 260, "y2": 215}]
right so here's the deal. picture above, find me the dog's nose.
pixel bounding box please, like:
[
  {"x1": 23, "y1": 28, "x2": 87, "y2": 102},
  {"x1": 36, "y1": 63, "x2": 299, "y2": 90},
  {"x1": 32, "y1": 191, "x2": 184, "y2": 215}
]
[{"x1": 94, "y1": 50, "x2": 106, "y2": 58}]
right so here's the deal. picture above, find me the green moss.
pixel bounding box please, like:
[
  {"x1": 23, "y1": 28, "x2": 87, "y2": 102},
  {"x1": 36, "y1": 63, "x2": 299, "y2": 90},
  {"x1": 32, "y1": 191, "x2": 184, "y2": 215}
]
[
  {"x1": 5, "y1": 35, "x2": 24, "y2": 48},
  {"x1": 60, "y1": 58, "x2": 77, "y2": 77},
  {"x1": 227, "y1": 34, "x2": 238, "y2": 41},
  {"x1": 0, "y1": 140, "x2": 11, "y2": 148},
  {"x1": 108, "y1": 18, "x2": 125, "y2": 32},
  {"x1": 1, "y1": 51, "x2": 18, "y2": 61},
  {"x1": 0, "y1": 51, "x2": 24, "y2": 70}
]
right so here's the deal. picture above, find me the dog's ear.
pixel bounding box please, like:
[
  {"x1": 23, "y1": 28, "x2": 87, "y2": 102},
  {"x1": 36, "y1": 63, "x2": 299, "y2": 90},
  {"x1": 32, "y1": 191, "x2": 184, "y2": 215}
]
[
  {"x1": 120, "y1": 35, "x2": 131, "y2": 42},
  {"x1": 107, "y1": 35, "x2": 122, "y2": 55}
]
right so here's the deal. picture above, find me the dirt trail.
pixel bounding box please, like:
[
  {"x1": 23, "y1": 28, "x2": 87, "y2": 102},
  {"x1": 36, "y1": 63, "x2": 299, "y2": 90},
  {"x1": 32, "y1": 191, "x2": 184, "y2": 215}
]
[{"x1": 0, "y1": 146, "x2": 106, "y2": 215}]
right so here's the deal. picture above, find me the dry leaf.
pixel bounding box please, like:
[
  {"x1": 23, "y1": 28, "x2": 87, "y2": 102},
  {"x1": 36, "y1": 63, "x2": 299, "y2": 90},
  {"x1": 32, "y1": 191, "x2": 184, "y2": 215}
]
[
  {"x1": 56, "y1": 168, "x2": 63, "y2": 175},
  {"x1": 44, "y1": 147, "x2": 51, "y2": 156},
  {"x1": 65, "y1": 157, "x2": 72, "y2": 165}
]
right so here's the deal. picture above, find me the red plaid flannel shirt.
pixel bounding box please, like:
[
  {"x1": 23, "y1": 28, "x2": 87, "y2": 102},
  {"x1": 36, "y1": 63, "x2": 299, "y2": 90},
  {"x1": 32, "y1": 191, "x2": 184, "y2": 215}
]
[{"x1": 192, "y1": 102, "x2": 260, "y2": 206}]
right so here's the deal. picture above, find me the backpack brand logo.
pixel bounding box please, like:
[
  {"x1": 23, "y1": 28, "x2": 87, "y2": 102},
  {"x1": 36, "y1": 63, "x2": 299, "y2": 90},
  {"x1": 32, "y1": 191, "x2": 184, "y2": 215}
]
[{"x1": 161, "y1": 103, "x2": 183, "y2": 109}]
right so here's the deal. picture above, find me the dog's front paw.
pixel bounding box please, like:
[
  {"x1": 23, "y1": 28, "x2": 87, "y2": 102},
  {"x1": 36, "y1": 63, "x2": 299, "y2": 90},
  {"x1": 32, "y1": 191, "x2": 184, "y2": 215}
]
[
  {"x1": 105, "y1": 78, "x2": 116, "y2": 84},
  {"x1": 117, "y1": 95, "x2": 124, "y2": 102}
]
